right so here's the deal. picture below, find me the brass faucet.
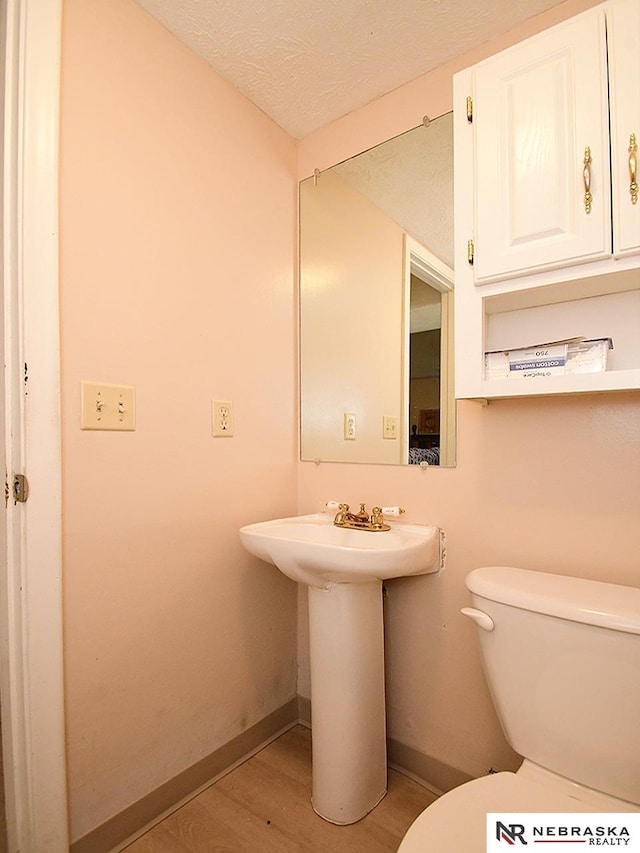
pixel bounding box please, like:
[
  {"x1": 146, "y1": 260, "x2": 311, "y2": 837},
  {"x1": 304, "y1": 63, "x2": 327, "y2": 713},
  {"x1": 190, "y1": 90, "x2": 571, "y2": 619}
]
[{"x1": 332, "y1": 503, "x2": 404, "y2": 532}]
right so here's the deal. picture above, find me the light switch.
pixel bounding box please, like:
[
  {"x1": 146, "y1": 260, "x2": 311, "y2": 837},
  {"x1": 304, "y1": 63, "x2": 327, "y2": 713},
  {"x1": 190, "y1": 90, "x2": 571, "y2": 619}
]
[
  {"x1": 81, "y1": 382, "x2": 135, "y2": 431},
  {"x1": 382, "y1": 415, "x2": 398, "y2": 439}
]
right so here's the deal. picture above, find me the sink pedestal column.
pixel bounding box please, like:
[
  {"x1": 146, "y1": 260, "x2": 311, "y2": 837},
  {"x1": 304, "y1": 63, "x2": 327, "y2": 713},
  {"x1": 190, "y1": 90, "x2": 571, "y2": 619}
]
[{"x1": 307, "y1": 580, "x2": 387, "y2": 824}]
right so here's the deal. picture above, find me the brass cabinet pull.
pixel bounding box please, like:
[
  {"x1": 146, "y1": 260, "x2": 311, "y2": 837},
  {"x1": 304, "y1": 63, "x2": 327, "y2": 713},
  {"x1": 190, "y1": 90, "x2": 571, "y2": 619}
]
[
  {"x1": 629, "y1": 133, "x2": 638, "y2": 205},
  {"x1": 583, "y1": 146, "x2": 593, "y2": 214}
]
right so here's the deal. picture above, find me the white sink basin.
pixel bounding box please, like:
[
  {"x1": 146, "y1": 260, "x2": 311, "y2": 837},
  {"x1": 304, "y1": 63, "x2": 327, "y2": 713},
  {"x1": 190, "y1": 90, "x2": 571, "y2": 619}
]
[
  {"x1": 239, "y1": 512, "x2": 442, "y2": 588},
  {"x1": 239, "y1": 510, "x2": 443, "y2": 826}
]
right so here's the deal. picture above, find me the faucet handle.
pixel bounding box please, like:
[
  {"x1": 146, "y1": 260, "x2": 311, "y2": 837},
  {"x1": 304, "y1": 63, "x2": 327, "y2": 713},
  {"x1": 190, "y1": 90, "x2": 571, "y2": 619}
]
[
  {"x1": 330, "y1": 502, "x2": 350, "y2": 527},
  {"x1": 380, "y1": 506, "x2": 405, "y2": 517},
  {"x1": 370, "y1": 506, "x2": 391, "y2": 531}
]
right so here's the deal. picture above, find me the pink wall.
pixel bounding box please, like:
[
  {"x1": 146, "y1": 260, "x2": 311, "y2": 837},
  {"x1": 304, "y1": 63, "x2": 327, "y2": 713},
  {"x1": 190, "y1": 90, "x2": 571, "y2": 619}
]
[
  {"x1": 297, "y1": 0, "x2": 640, "y2": 781},
  {"x1": 59, "y1": 0, "x2": 298, "y2": 839}
]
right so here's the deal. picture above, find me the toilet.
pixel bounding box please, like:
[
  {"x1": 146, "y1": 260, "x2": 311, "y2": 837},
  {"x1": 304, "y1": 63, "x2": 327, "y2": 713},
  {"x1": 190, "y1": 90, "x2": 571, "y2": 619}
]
[{"x1": 398, "y1": 566, "x2": 640, "y2": 852}]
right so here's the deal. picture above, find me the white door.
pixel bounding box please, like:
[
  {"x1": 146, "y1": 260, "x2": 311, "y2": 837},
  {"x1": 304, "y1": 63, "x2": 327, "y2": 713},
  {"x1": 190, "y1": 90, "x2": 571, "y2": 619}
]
[
  {"x1": 472, "y1": 6, "x2": 611, "y2": 283},
  {"x1": 1, "y1": 1, "x2": 69, "y2": 850},
  {"x1": 608, "y1": 0, "x2": 640, "y2": 257}
]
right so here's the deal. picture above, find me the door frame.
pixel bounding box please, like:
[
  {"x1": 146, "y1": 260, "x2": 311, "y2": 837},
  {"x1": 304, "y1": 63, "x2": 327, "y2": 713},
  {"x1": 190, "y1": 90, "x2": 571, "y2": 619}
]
[
  {"x1": 402, "y1": 235, "x2": 455, "y2": 466},
  {"x1": 2, "y1": 0, "x2": 69, "y2": 850}
]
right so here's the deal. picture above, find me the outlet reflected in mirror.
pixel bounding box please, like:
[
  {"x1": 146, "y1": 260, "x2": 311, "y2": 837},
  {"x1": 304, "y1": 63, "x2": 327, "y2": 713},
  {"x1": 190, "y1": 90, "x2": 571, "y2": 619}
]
[{"x1": 299, "y1": 112, "x2": 455, "y2": 466}]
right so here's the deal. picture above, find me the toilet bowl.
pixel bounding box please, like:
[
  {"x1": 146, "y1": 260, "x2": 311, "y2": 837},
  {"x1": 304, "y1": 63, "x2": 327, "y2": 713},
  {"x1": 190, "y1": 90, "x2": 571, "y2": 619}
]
[
  {"x1": 398, "y1": 766, "x2": 639, "y2": 852},
  {"x1": 398, "y1": 567, "x2": 640, "y2": 852}
]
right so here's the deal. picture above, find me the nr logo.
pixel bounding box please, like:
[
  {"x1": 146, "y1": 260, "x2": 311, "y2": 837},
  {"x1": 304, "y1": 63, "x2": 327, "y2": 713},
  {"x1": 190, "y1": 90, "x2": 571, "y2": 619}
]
[{"x1": 496, "y1": 821, "x2": 528, "y2": 845}]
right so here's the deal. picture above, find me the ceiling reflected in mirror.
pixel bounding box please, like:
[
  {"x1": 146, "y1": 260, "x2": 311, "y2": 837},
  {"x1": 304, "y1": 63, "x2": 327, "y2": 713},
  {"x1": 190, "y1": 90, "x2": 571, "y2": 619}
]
[{"x1": 331, "y1": 115, "x2": 453, "y2": 268}]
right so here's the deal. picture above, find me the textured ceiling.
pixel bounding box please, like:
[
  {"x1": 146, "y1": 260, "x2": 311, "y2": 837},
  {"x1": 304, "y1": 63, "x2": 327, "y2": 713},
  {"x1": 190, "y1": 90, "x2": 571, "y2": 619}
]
[{"x1": 133, "y1": 0, "x2": 568, "y2": 138}]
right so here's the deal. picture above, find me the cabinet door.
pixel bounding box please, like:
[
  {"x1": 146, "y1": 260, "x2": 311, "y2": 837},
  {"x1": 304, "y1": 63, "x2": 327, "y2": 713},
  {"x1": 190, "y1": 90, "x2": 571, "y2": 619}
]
[
  {"x1": 473, "y1": 7, "x2": 611, "y2": 283},
  {"x1": 608, "y1": 0, "x2": 640, "y2": 257}
]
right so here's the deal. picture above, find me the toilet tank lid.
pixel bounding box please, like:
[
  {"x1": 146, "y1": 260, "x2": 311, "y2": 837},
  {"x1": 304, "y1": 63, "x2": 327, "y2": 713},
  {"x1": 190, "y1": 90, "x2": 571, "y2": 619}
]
[{"x1": 466, "y1": 567, "x2": 640, "y2": 635}]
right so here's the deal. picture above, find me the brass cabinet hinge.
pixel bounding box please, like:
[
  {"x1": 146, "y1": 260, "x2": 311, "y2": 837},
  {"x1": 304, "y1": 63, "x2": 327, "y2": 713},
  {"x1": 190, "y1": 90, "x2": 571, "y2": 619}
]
[
  {"x1": 467, "y1": 239, "x2": 475, "y2": 265},
  {"x1": 466, "y1": 96, "x2": 473, "y2": 123},
  {"x1": 13, "y1": 473, "x2": 29, "y2": 503}
]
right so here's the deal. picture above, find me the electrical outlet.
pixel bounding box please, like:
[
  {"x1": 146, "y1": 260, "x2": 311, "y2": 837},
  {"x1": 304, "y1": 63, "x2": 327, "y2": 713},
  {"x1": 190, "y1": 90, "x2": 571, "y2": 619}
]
[
  {"x1": 344, "y1": 412, "x2": 356, "y2": 440},
  {"x1": 81, "y1": 381, "x2": 135, "y2": 431},
  {"x1": 382, "y1": 415, "x2": 398, "y2": 439},
  {"x1": 212, "y1": 400, "x2": 234, "y2": 437}
]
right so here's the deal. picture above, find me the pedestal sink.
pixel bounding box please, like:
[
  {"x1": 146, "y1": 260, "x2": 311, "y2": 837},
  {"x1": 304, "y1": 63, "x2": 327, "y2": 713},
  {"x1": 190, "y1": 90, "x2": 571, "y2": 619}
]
[{"x1": 239, "y1": 511, "x2": 443, "y2": 825}]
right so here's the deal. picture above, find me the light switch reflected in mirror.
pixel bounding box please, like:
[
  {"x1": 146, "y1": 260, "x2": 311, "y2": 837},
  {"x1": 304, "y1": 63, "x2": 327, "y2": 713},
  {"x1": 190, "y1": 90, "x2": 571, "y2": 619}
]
[{"x1": 299, "y1": 112, "x2": 455, "y2": 467}]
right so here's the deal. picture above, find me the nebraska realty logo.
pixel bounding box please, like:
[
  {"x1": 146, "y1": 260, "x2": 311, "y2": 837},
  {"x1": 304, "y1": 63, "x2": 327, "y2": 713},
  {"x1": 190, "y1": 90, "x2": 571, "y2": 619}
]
[{"x1": 487, "y1": 814, "x2": 640, "y2": 851}]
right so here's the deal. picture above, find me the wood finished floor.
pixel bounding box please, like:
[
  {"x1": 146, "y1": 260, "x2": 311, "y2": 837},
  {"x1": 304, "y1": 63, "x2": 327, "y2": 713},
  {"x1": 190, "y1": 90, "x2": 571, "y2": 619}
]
[{"x1": 123, "y1": 725, "x2": 437, "y2": 853}]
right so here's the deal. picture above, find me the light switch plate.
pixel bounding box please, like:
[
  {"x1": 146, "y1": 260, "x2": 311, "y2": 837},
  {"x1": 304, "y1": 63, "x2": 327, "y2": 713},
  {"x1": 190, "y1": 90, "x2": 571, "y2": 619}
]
[
  {"x1": 81, "y1": 382, "x2": 135, "y2": 431},
  {"x1": 382, "y1": 415, "x2": 398, "y2": 439}
]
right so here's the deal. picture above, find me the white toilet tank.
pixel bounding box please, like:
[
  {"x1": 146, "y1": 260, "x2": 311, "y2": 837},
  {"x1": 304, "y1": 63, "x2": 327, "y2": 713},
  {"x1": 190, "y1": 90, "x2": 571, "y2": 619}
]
[{"x1": 465, "y1": 566, "x2": 640, "y2": 806}]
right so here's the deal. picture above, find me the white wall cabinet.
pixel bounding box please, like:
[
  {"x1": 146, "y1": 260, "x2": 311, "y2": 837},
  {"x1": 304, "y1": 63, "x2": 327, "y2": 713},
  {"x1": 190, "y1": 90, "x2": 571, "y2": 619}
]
[
  {"x1": 454, "y1": 0, "x2": 640, "y2": 400},
  {"x1": 473, "y1": 7, "x2": 611, "y2": 283},
  {"x1": 608, "y1": 0, "x2": 640, "y2": 257}
]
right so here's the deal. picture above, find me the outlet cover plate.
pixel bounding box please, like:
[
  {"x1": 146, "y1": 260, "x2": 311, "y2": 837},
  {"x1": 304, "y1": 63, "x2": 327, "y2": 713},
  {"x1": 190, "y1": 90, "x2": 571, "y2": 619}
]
[
  {"x1": 344, "y1": 412, "x2": 356, "y2": 440},
  {"x1": 212, "y1": 400, "x2": 234, "y2": 437}
]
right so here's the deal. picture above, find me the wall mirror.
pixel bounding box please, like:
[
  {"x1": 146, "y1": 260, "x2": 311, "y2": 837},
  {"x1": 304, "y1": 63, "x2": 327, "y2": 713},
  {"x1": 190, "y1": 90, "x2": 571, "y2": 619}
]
[{"x1": 299, "y1": 112, "x2": 455, "y2": 466}]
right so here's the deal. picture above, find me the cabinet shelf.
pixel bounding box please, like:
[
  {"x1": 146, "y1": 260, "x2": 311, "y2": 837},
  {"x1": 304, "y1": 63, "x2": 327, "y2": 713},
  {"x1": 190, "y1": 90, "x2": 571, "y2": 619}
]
[
  {"x1": 474, "y1": 368, "x2": 640, "y2": 402},
  {"x1": 482, "y1": 263, "x2": 639, "y2": 314},
  {"x1": 478, "y1": 283, "x2": 640, "y2": 400}
]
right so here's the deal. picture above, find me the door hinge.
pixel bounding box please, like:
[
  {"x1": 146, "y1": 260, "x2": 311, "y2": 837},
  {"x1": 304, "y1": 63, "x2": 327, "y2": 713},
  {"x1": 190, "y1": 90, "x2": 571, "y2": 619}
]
[
  {"x1": 13, "y1": 473, "x2": 29, "y2": 503},
  {"x1": 466, "y1": 95, "x2": 473, "y2": 123},
  {"x1": 467, "y1": 239, "x2": 475, "y2": 265}
]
